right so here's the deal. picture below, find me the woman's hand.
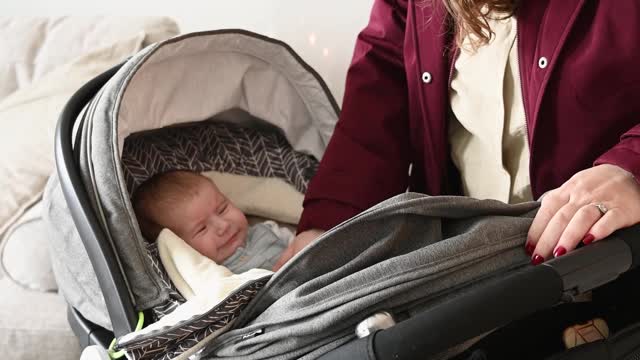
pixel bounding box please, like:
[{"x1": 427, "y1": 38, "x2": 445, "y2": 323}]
[
  {"x1": 272, "y1": 229, "x2": 324, "y2": 271},
  {"x1": 526, "y1": 164, "x2": 640, "y2": 264}
]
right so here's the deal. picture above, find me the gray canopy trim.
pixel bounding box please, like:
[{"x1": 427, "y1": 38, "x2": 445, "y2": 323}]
[{"x1": 81, "y1": 30, "x2": 338, "y2": 312}]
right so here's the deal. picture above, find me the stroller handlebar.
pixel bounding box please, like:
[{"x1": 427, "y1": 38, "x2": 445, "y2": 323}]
[
  {"x1": 545, "y1": 231, "x2": 634, "y2": 296},
  {"x1": 320, "y1": 228, "x2": 638, "y2": 360}
]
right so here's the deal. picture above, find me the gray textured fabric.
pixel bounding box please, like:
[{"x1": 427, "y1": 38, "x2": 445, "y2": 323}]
[
  {"x1": 82, "y1": 51, "x2": 167, "y2": 313},
  {"x1": 202, "y1": 193, "x2": 540, "y2": 359},
  {"x1": 43, "y1": 174, "x2": 112, "y2": 330}
]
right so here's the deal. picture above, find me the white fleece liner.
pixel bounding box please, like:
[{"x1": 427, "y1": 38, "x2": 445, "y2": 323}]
[
  {"x1": 117, "y1": 31, "x2": 338, "y2": 161},
  {"x1": 202, "y1": 171, "x2": 304, "y2": 225},
  {"x1": 119, "y1": 229, "x2": 272, "y2": 343}
]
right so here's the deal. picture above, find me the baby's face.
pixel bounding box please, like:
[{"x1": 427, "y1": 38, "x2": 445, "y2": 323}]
[{"x1": 164, "y1": 180, "x2": 248, "y2": 263}]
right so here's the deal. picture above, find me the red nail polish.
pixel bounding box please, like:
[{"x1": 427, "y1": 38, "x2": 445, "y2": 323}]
[
  {"x1": 531, "y1": 254, "x2": 545, "y2": 265},
  {"x1": 583, "y1": 234, "x2": 595, "y2": 245},
  {"x1": 525, "y1": 242, "x2": 535, "y2": 256},
  {"x1": 553, "y1": 246, "x2": 567, "y2": 258}
]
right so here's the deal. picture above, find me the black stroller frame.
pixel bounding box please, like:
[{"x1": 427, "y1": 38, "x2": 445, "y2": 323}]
[{"x1": 56, "y1": 63, "x2": 640, "y2": 359}]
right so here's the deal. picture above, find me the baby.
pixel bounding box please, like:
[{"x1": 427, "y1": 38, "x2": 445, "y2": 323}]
[{"x1": 133, "y1": 170, "x2": 290, "y2": 273}]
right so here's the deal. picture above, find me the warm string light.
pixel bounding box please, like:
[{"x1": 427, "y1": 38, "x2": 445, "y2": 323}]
[{"x1": 307, "y1": 32, "x2": 330, "y2": 58}]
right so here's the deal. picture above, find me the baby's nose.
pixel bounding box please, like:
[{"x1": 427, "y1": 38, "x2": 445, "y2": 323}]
[{"x1": 212, "y1": 216, "x2": 231, "y2": 235}]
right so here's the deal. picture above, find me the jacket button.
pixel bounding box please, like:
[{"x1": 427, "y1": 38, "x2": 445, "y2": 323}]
[
  {"x1": 538, "y1": 57, "x2": 548, "y2": 69},
  {"x1": 421, "y1": 71, "x2": 432, "y2": 84}
]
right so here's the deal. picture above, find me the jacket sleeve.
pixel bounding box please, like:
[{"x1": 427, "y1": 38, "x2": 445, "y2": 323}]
[
  {"x1": 594, "y1": 123, "x2": 640, "y2": 180},
  {"x1": 297, "y1": 0, "x2": 411, "y2": 233}
]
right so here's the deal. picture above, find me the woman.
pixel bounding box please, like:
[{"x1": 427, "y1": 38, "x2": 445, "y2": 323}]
[{"x1": 274, "y1": 0, "x2": 640, "y2": 271}]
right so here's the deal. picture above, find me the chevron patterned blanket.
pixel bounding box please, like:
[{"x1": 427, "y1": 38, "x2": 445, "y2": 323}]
[{"x1": 121, "y1": 120, "x2": 319, "y2": 195}]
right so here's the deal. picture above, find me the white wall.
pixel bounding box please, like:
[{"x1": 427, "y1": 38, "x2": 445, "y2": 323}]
[{"x1": 1, "y1": 0, "x2": 375, "y2": 103}]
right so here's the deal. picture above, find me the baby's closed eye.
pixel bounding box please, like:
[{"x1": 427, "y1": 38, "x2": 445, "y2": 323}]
[
  {"x1": 217, "y1": 202, "x2": 229, "y2": 214},
  {"x1": 194, "y1": 225, "x2": 207, "y2": 237}
]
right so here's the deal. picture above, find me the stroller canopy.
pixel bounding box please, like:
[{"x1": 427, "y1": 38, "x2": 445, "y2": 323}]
[{"x1": 46, "y1": 30, "x2": 339, "y2": 330}]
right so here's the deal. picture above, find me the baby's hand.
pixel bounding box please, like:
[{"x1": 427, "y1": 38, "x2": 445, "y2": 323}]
[{"x1": 272, "y1": 229, "x2": 323, "y2": 271}]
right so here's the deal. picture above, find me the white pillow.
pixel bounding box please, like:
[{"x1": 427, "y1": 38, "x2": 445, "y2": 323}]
[
  {"x1": 0, "y1": 203, "x2": 57, "y2": 292},
  {"x1": 0, "y1": 16, "x2": 179, "y2": 101},
  {"x1": 0, "y1": 34, "x2": 146, "y2": 240}
]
